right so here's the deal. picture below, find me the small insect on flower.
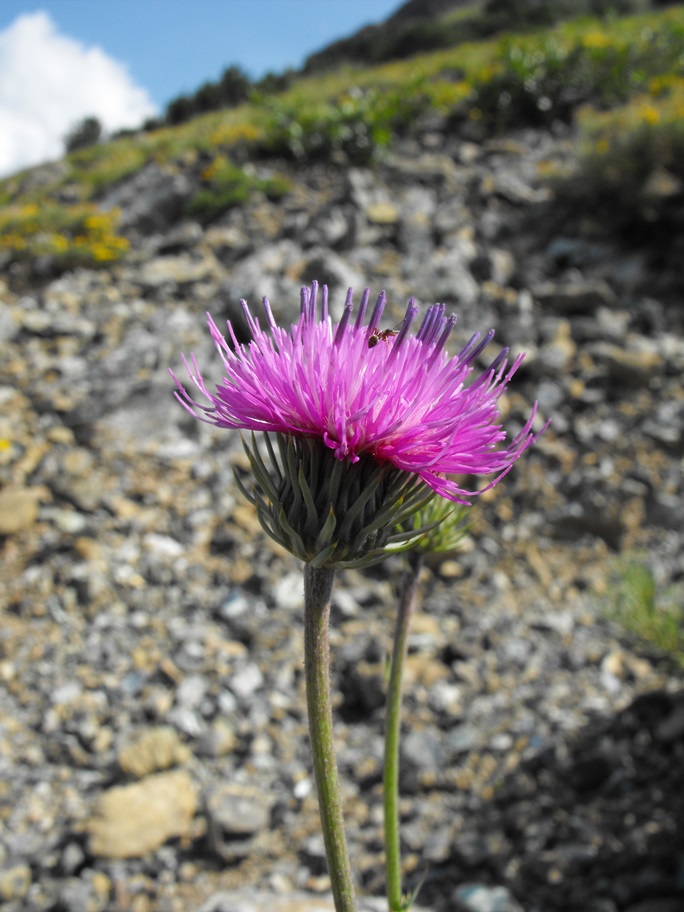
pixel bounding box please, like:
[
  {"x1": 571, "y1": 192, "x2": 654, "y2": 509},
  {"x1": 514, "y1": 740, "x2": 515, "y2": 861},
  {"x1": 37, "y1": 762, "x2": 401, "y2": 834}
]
[{"x1": 367, "y1": 322, "x2": 403, "y2": 348}]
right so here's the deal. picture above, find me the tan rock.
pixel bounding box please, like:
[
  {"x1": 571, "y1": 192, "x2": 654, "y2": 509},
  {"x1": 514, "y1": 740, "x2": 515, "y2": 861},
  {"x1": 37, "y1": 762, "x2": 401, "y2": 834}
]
[
  {"x1": 87, "y1": 770, "x2": 197, "y2": 858},
  {"x1": 0, "y1": 486, "x2": 44, "y2": 534},
  {"x1": 138, "y1": 253, "x2": 221, "y2": 289},
  {"x1": 643, "y1": 167, "x2": 682, "y2": 200},
  {"x1": 592, "y1": 342, "x2": 664, "y2": 386},
  {"x1": 0, "y1": 863, "x2": 31, "y2": 901},
  {"x1": 117, "y1": 726, "x2": 191, "y2": 778},
  {"x1": 366, "y1": 201, "x2": 399, "y2": 224},
  {"x1": 405, "y1": 654, "x2": 449, "y2": 688},
  {"x1": 540, "y1": 319, "x2": 576, "y2": 371}
]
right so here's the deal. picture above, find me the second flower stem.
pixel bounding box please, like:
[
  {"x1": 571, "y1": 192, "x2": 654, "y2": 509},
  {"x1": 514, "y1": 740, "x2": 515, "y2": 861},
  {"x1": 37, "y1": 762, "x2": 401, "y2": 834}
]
[
  {"x1": 303, "y1": 564, "x2": 357, "y2": 912},
  {"x1": 384, "y1": 552, "x2": 423, "y2": 912}
]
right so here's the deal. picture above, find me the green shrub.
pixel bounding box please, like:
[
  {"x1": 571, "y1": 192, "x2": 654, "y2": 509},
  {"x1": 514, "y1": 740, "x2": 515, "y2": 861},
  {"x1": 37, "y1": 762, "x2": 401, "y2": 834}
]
[
  {"x1": 64, "y1": 116, "x2": 103, "y2": 153},
  {"x1": 262, "y1": 85, "x2": 426, "y2": 165},
  {"x1": 483, "y1": 0, "x2": 654, "y2": 33},
  {"x1": 186, "y1": 156, "x2": 290, "y2": 223},
  {"x1": 606, "y1": 560, "x2": 684, "y2": 667},
  {"x1": 553, "y1": 80, "x2": 684, "y2": 226},
  {"x1": 252, "y1": 70, "x2": 294, "y2": 99},
  {"x1": 469, "y1": 14, "x2": 684, "y2": 128},
  {"x1": 165, "y1": 65, "x2": 252, "y2": 125},
  {"x1": 67, "y1": 140, "x2": 147, "y2": 194}
]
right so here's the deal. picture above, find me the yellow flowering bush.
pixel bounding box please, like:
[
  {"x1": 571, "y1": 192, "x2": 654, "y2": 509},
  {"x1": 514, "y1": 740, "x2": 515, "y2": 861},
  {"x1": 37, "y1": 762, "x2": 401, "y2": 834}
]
[
  {"x1": 425, "y1": 79, "x2": 473, "y2": 112},
  {"x1": 467, "y1": 10, "x2": 684, "y2": 128},
  {"x1": 208, "y1": 121, "x2": 264, "y2": 149},
  {"x1": 554, "y1": 84, "x2": 684, "y2": 224},
  {"x1": 581, "y1": 30, "x2": 611, "y2": 50},
  {"x1": 0, "y1": 203, "x2": 129, "y2": 267}
]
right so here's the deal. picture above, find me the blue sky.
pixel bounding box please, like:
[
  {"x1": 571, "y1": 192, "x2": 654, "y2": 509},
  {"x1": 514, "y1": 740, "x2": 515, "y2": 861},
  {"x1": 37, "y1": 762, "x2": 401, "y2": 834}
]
[
  {"x1": 0, "y1": 0, "x2": 402, "y2": 177},
  {"x1": 0, "y1": 0, "x2": 402, "y2": 108}
]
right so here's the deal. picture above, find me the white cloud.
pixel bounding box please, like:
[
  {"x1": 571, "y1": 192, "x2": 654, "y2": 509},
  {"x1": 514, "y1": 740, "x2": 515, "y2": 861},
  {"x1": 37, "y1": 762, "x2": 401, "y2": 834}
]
[{"x1": 0, "y1": 11, "x2": 157, "y2": 177}]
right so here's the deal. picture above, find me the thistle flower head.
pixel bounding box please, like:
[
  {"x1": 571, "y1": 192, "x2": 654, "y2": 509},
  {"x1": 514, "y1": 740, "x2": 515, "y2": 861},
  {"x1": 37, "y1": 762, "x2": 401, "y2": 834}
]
[{"x1": 172, "y1": 282, "x2": 545, "y2": 566}]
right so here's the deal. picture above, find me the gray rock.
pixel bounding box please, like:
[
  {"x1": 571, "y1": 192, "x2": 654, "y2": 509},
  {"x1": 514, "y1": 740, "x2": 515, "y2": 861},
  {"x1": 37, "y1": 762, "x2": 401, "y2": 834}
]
[
  {"x1": 198, "y1": 893, "x2": 431, "y2": 912},
  {"x1": 56, "y1": 874, "x2": 110, "y2": 912},
  {"x1": 534, "y1": 280, "x2": 617, "y2": 314},
  {"x1": 446, "y1": 724, "x2": 484, "y2": 756},
  {"x1": 229, "y1": 663, "x2": 265, "y2": 700},
  {"x1": 101, "y1": 162, "x2": 193, "y2": 233},
  {"x1": 454, "y1": 884, "x2": 524, "y2": 912},
  {"x1": 206, "y1": 783, "x2": 271, "y2": 839},
  {"x1": 225, "y1": 239, "x2": 305, "y2": 319}
]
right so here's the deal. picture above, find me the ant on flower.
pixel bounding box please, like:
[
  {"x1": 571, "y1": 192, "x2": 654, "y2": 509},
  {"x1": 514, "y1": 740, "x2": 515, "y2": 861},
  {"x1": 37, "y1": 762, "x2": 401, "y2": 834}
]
[{"x1": 367, "y1": 322, "x2": 403, "y2": 348}]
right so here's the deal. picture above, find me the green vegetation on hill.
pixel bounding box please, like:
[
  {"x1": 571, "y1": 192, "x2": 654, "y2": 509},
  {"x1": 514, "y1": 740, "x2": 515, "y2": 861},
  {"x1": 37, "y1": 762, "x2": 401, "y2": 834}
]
[
  {"x1": 302, "y1": 0, "x2": 675, "y2": 73},
  {"x1": 187, "y1": 155, "x2": 290, "y2": 224},
  {"x1": 2, "y1": 3, "x2": 684, "y2": 269}
]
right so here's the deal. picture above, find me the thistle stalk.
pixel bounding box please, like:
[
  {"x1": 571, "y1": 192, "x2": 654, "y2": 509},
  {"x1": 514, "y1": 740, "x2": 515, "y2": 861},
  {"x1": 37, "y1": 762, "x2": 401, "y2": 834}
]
[
  {"x1": 384, "y1": 553, "x2": 423, "y2": 912},
  {"x1": 303, "y1": 564, "x2": 357, "y2": 912}
]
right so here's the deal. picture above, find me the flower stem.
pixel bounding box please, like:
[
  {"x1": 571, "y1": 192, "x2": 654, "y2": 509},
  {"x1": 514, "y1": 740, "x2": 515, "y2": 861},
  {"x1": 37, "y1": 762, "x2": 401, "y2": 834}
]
[
  {"x1": 303, "y1": 564, "x2": 357, "y2": 912},
  {"x1": 384, "y1": 553, "x2": 423, "y2": 912}
]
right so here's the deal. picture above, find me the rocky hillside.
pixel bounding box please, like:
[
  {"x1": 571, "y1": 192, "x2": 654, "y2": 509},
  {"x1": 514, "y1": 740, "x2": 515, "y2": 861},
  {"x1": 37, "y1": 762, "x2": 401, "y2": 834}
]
[
  {"x1": 302, "y1": 0, "x2": 673, "y2": 72},
  {"x1": 1, "y1": 34, "x2": 684, "y2": 912}
]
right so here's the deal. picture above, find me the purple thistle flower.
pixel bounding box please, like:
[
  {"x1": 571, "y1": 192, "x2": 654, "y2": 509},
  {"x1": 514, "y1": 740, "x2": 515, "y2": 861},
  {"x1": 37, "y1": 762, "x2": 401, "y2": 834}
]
[{"x1": 172, "y1": 282, "x2": 544, "y2": 506}]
